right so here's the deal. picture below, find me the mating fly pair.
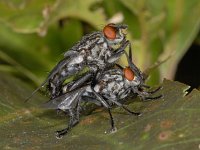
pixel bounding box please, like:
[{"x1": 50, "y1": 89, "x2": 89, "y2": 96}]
[
  {"x1": 26, "y1": 23, "x2": 162, "y2": 139},
  {"x1": 27, "y1": 23, "x2": 129, "y2": 101}
]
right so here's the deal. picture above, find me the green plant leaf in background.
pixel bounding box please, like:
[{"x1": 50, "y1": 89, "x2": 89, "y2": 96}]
[
  {"x1": 0, "y1": 0, "x2": 106, "y2": 34},
  {"x1": 0, "y1": 72, "x2": 200, "y2": 149}
]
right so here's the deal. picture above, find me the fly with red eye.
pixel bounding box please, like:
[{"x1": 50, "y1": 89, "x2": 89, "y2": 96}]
[
  {"x1": 44, "y1": 43, "x2": 163, "y2": 139},
  {"x1": 25, "y1": 23, "x2": 131, "y2": 102}
]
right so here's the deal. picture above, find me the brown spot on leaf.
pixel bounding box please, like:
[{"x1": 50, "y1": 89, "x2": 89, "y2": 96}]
[
  {"x1": 144, "y1": 102, "x2": 161, "y2": 112},
  {"x1": 158, "y1": 130, "x2": 173, "y2": 141},
  {"x1": 160, "y1": 120, "x2": 174, "y2": 129},
  {"x1": 144, "y1": 124, "x2": 153, "y2": 132},
  {"x1": 80, "y1": 116, "x2": 97, "y2": 125}
]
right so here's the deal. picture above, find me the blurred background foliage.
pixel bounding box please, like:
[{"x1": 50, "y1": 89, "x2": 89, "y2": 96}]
[{"x1": 0, "y1": 0, "x2": 200, "y2": 88}]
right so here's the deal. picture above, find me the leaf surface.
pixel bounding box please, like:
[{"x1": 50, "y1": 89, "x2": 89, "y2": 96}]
[{"x1": 0, "y1": 73, "x2": 200, "y2": 150}]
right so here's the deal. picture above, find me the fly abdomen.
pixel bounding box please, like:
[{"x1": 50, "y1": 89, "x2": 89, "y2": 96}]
[{"x1": 49, "y1": 57, "x2": 85, "y2": 99}]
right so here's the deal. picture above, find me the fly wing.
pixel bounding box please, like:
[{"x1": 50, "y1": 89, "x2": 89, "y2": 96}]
[
  {"x1": 42, "y1": 86, "x2": 86, "y2": 110},
  {"x1": 25, "y1": 57, "x2": 71, "y2": 102},
  {"x1": 44, "y1": 57, "x2": 71, "y2": 85},
  {"x1": 64, "y1": 50, "x2": 78, "y2": 57}
]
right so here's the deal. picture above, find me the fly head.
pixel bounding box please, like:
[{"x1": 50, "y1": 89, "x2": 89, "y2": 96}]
[{"x1": 103, "y1": 23, "x2": 127, "y2": 45}]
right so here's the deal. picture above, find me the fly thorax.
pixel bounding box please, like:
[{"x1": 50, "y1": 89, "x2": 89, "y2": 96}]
[
  {"x1": 101, "y1": 80, "x2": 125, "y2": 99},
  {"x1": 87, "y1": 37, "x2": 113, "y2": 69},
  {"x1": 100, "y1": 42, "x2": 112, "y2": 60},
  {"x1": 68, "y1": 55, "x2": 84, "y2": 66}
]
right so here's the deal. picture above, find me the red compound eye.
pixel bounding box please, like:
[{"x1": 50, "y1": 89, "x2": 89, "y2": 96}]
[
  {"x1": 123, "y1": 67, "x2": 135, "y2": 81},
  {"x1": 103, "y1": 24, "x2": 117, "y2": 40}
]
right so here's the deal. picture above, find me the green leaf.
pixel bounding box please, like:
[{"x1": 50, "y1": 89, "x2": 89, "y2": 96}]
[
  {"x1": 49, "y1": 0, "x2": 106, "y2": 30},
  {"x1": 0, "y1": 0, "x2": 55, "y2": 34},
  {"x1": 1, "y1": 72, "x2": 200, "y2": 149},
  {"x1": 0, "y1": 19, "x2": 83, "y2": 86},
  {"x1": 0, "y1": 0, "x2": 106, "y2": 35}
]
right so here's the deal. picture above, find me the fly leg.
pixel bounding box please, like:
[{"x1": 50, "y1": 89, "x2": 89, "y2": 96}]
[
  {"x1": 132, "y1": 87, "x2": 163, "y2": 101},
  {"x1": 107, "y1": 40, "x2": 129, "y2": 64},
  {"x1": 91, "y1": 89, "x2": 117, "y2": 132},
  {"x1": 140, "y1": 84, "x2": 162, "y2": 94},
  {"x1": 108, "y1": 99, "x2": 141, "y2": 116},
  {"x1": 56, "y1": 96, "x2": 83, "y2": 139},
  {"x1": 121, "y1": 105, "x2": 141, "y2": 116},
  {"x1": 140, "y1": 84, "x2": 150, "y2": 89},
  {"x1": 62, "y1": 72, "x2": 93, "y2": 93},
  {"x1": 55, "y1": 88, "x2": 85, "y2": 139},
  {"x1": 143, "y1": 95, "x2": 163, "y2": 100},
  {"x1": 91, "y1": 90, "x2": 110, "y2": 109},
  {"x1": 108, "y1": 108, "x2": 117, "y2": 133},
  {"x1": 145, "y1": 86, "x2": 162, "y2": 94},
  {"x1": 56, "y1": 109, "x2": 80, "y2": 139}
]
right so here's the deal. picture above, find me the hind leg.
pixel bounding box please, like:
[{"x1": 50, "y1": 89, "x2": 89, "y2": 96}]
[
  {"x1": 55, "y1": 89, "x2": 84, "y2": 139},
  {"x1": 56, "y1": 99, "x2": 83, "y2": 139},
  {"x1": 56, "y1": 109, "x2": 80, "y2": 139}
]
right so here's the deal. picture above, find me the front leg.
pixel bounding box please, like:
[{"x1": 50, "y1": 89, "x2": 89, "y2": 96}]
[
  {"x1": 108, "y1": 98, "x2": 141, "y2": 116},
  {"x1": 144, "y1": 86, "x2": 162, "y2": 94},
  {"x1": 107, "y1": 40, "x2": 129, "y2": 64},
  {"x1": 132, "y1": 86, "x2": 163, "y2": 101}
]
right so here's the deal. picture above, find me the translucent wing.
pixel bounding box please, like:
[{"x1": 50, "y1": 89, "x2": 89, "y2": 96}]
[
  {"x1": 42, "y1": 87, "x2": 86, "y2": 110},
  {"x1": 25, "y1": 57, "x2": 71, "y2": 102}
]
